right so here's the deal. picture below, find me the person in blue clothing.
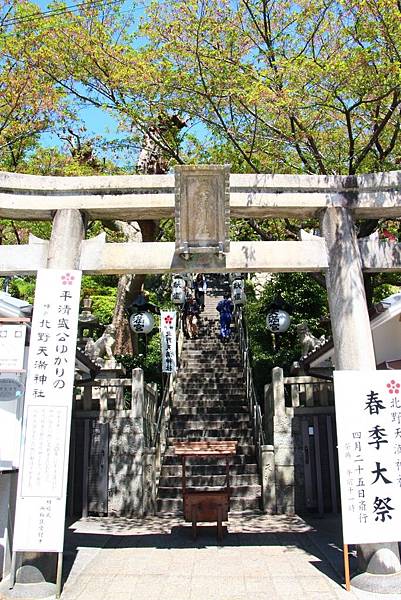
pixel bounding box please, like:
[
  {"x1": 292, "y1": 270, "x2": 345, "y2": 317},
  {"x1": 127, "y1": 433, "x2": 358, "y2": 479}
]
[{"x1": 216, "y1": 292, "x2": 234, "y2": 341}]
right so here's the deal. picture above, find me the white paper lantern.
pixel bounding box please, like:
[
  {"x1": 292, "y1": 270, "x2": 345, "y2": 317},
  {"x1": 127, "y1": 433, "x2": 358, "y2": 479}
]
[
  {"x1": 129, "y1": 311, "x2": 155, "y2": 334},
  {"x1": 232, "y1": 289, "x2": 246, "y2": 305},
  {"x1": 172, "y1": 277, "x2": 186, "y2": 290},
  {"x1": 266, "y1": 309, "x2": 291, "y2": 333},
  {"x1": 171, "y1": 289, "x2": 186, "y2": 304},
  {"x1": 231, "y1": 279, "x2": 246, "y2": 305}
]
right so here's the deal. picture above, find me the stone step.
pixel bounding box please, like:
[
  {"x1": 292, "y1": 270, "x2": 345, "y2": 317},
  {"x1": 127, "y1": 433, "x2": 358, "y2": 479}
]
[
  {"x1": 159, "y1": 474, "x2": 259, "y2": 487},
  {"x1": 182, "y1": 347, "x2": 240, "y2": 353},
  {"x1": 177, "y1": 367, "x2": 241, "y2": 374},
  {"x1": 168, "y1": 435, "x2": 252, "y2": 444},
  {"x1": 173, "y1": 401, "x2": 247, "y2": 410},
  {"x1": 160, "y1": 463, "x2": 258, "y2": 476},
  {"x1": 163, "y1": 454, "x2": 257, "y2": 466},
  {"x1": 177, "y1": 377, "x2": 244, "y2": 386},
  {"x1": 175, "y1": 391, "x2": 245, "y2": 399},
  {"x1": 180, "y1": 351, "x2": 242, "y2": 371},
  {"x1": 177, "y1": 382, "x2": 245, "y2": 390},
  {"x1": 169, "y1": 425, "x2": 252, "y2": 435},
  {"x1": 171, "y1": 406, "x2": 248, "y2": 416},
  {"x1": 171, "y1": 413, "x2": 251, "y2": 424},
  {"x1": 157, "y1": 483, "x2": 261, "y2": 500}
]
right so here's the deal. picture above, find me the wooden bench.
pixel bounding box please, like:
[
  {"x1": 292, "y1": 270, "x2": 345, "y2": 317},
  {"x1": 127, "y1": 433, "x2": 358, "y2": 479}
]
[{"x1": 173, "y1": 440, "x2": 237, "y2": 541}]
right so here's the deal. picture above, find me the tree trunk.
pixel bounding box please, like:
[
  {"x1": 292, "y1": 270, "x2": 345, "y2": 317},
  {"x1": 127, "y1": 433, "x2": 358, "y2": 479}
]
[{"x1": 111, "y1": 220, "x2": 158, "y2": 355}]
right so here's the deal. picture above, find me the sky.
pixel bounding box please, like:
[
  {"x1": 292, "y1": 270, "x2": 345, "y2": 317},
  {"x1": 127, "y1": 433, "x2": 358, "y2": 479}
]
[{"x1": 34, "y1": 0, "x2": 140, "y2": 161}]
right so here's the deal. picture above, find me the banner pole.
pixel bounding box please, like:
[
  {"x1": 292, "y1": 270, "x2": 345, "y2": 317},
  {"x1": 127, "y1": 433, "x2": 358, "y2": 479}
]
[{"x1": 343, "y1": 544, "x2": 351, "y2": 592}]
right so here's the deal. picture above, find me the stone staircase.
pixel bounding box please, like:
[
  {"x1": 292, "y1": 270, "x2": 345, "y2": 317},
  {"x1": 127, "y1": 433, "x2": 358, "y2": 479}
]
[{"x1": 156, "y1": 290, "x2": 261, "y2": 514}]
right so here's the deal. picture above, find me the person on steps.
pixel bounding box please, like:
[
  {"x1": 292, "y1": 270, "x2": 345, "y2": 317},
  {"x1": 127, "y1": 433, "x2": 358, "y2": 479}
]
[
  {"x1": 216, "y1": 292, "x2": 234, "y2": 341},
  {"x1": 183, "y1": 295, "x2": 200, "y2": 339},
  {"x1": 194, "y1": 273, "x2": 207, "y2": 312}
]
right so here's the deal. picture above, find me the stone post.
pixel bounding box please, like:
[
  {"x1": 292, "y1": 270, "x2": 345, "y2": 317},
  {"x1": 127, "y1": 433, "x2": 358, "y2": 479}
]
[
  {"x1": 272, "y1": 366, "x2": 285, "y2": 416},
  {"x1": 270, "y1": 367, "x2": 295, "y2": 514},
  {"x1": 260, "y1": 445, "x2": 276, "y2": 513},
  {"x1": 321, "y1": 207, "x2": 401, "y2": 592}
]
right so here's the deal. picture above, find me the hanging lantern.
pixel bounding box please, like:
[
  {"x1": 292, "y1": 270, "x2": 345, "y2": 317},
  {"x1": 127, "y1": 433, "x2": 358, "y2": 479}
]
[
  {"x1": 172, "y1": 276, "x2": 186, "y2": 290},
  {"x1": 171, "y1": 276, "x2": 186, "y2": 305},
  {"x1": 266, "y1": 309, "x2": 291, "y2": 333},
  {"x1": 129, "y1": 311, "x2": 155, "y2": 334},
  {"x1": 231, "y1": 278, "x2": 246, "y2": 305},
  {"x1": 171, "y1": 288, "x2": 186, "y2": 305}
]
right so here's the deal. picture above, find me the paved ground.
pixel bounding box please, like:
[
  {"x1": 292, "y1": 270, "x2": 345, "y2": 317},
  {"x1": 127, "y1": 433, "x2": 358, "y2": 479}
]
[{"x1": 59, "y1": 513, "x2": 401, "y2": 600}]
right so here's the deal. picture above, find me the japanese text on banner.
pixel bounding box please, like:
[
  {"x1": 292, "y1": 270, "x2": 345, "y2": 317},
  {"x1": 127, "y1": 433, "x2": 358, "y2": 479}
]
[
  {"x1": 161, "y1": 311, "x2": 177, "y2": 373},
  {"x1": 334, "y1": 371, "x2": 401, "y2": 544}
]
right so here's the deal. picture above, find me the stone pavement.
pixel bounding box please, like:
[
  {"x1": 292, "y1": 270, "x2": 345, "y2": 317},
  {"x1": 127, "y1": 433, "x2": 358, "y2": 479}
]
[{"x1": 59, "y1": 513, "x2": 401, "y2": 600}]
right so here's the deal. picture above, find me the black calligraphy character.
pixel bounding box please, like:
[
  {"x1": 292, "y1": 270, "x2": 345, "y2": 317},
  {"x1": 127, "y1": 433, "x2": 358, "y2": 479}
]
[
  {"x1": 373, "y1": 496, "x2": 395, "y2": 522},
  {"x1": 396, "y1": 428, "x2": 401, "y2": 438},
  {"x1": 368, "y1": 425, "x2": 388, "y2": 450},
  {"x1": 56, "y1": 333, "x2": 70, "y2": 342},
  {"x1": 371, "y1": 462, "x2": 392, "y2": 485},
  {"x1": 37, "y1": 332, "x2": 50, "y2": 343},
  {"x1": 39, "y1": 319, "x2": 51, "y2": 329},
  {"x1": 53, "y1": 379, "x2": 65, "y2": 389},
  {"x1": 60, "y1": 290, "x2": 72, "y2": 301},
  {"x1": 57, "y1": 318, "x2": 70, "y2": 330},
  {"x1": 34, "y1": 374, "x2": 47, "y2": 385},
  {"x1": 36, "y1": 346, "x2": 48, "y2": 357},
  {"x1": 365, "y1": 390, "x2": 385, "y2": 415},
  {"x1": 54, "y1": 356, "x2": 67, "y2": 366},
  {"x1": 34, "y1": 360, "x2": 48, "y2": 370}
]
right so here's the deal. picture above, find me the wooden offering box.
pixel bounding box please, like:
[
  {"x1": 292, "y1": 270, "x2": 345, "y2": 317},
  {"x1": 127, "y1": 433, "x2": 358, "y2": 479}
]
[{"x1": 173, "y1": 440, "x2": 237, "y2": 541}]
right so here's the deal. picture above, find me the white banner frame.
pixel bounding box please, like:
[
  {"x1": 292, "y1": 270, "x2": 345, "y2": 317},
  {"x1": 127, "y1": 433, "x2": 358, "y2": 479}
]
[
  {"x1": 13, "y1": 269, "x2": 81, "y2": 553},
  {"x1": 161, "y1": 311, "x2": 177, "y2": 373},
  {"x1": 334, "y1": 370, "x2": 401, "y2": 545}
]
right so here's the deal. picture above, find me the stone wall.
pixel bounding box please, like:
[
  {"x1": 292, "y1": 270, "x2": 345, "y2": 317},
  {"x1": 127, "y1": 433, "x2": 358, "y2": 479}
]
[{"x1": 107, "y1": 415, "x2": 145, "y2": 516}]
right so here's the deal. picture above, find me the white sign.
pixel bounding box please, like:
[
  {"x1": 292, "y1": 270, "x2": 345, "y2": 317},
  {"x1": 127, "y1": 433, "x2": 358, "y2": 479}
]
[
  {"x1": 161, "y1": 311, "x2": 177, "y2": 373},
  {"x1": 0, "y1": 324, "x2": 26, "y2": 371},
  {"x1": 334, "y1": 370, "x2": 401, "y2": 544},
  {"x1": 13, "y1": 269, "x2": 81, "y2": 552},
  {"x1": 0, "y1": 374, "x2": 25, "y2": 469}
]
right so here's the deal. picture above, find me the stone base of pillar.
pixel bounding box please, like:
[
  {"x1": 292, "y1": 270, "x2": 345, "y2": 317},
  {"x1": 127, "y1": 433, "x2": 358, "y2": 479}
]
[
  {"x1": 260, "y1": 445, "x2": 276, "y2": 513},
  {"x1": 0, "y1": 566, "x2": 56, "y2": 599},
  {"x1": 351, "y1": 571, "x2": 401, "y2": 594}
]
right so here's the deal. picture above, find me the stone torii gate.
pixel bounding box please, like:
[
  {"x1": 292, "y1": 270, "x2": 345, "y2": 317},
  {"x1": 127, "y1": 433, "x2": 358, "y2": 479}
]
[{"x1": 1, "y1": 166, "x2": 401, "y2": 593}]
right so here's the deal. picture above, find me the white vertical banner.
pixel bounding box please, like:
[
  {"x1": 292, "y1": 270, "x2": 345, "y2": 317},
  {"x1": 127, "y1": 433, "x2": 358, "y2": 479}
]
[
  {"x1": 161, "y1": 311, "x2": 177, "y2": 373},
  {"x1": 13, "y1": 269, "x2": 81, "y2": 552},
  {"x1": 334, "y1": 370, "x2": 401, "y2": 544}
]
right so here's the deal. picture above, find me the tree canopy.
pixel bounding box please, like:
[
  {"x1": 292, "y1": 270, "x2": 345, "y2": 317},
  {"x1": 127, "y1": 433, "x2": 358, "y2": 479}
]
[{"x1": 4, "y1": 0, "x2": 401, "y2": 174}]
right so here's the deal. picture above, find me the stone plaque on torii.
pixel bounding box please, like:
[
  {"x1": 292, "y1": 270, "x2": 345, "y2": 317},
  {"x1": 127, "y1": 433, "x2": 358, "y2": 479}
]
[{"x1": 175, "y1": 165, "x2": 230, "y2": 259}]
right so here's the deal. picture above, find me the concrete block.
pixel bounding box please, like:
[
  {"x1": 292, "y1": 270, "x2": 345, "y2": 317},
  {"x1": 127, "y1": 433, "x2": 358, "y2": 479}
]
[
  {"x1": 274, "y1": 447, "x2": 294, "y2": 466},
  {"x1": 275, "y1": 465, "x2": 294, "y2": 487}
]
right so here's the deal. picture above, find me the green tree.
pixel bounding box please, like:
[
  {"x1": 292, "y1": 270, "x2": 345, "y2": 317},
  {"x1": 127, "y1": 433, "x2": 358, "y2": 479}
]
[{"x1": 246, "y1": 272, "x2": 329, "y2": 397}]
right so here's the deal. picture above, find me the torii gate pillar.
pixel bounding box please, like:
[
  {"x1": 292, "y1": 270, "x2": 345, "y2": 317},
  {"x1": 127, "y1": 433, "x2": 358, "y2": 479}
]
[
  {"x1": 321, "y1": 207, "x2": 401, "y2": 589},
  {"x1": 47, "y1": 209, "x2": 86, "y2": 269}
]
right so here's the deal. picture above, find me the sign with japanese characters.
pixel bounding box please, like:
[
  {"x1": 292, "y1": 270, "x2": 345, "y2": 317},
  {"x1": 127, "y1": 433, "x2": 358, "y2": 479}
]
[
  {"x1": 0, "y1": 323, "x2": 26, "y2": 371},
  {"x1": 161, "y1": 311, "x2": 177, "y2": 373},
  {"x1": 13, "y1": 269, "x2": 81, "y2": 552},
  {"x1": 334, "y1": 370, "x2": 401, "y2": 544}
]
